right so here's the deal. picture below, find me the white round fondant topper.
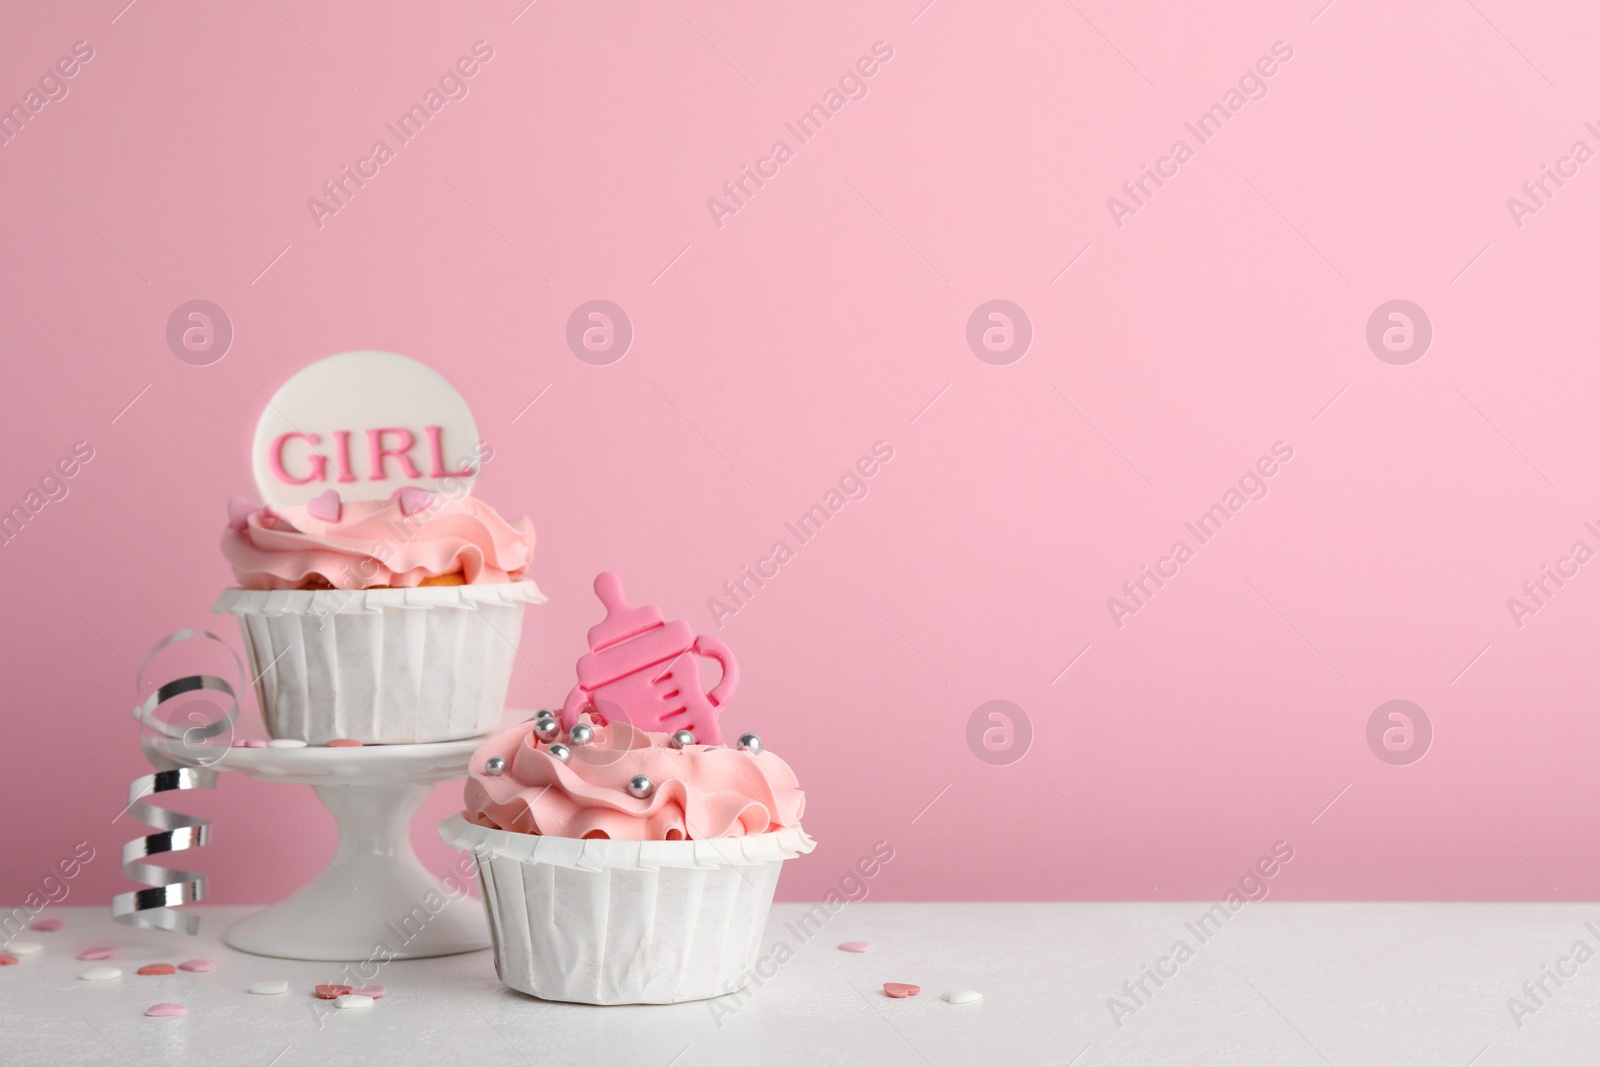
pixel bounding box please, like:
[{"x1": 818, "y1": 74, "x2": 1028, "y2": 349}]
[{"x1": 251, "y1": 351, "x2": 481, "y2": 508}]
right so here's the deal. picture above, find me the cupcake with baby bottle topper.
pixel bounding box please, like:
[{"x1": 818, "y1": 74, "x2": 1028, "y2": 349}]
[
  {"x1": 441, "y1": 571, "x2": 814, "y2": 1005},
  {"x1": 213, "y1": 351, "x2": 545, "y2": 745}
]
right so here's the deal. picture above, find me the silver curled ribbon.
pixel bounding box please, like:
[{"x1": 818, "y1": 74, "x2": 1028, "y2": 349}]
[{"x1": 111, "y1": 629, "x2": 243, "y2": 935}]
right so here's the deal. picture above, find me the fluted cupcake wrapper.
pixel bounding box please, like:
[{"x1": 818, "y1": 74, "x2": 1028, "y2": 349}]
[
  {"x1": 213, "y1": 581, "x2": 545, "y2": 745},
  {"x1": 438, "y1": 814, "x2": 816, "y2": 1005}
]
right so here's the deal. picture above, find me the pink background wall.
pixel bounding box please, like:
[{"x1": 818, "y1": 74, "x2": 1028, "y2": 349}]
[{"x1": 4, "y1": 0, "x2": 1597, "y2": 907}]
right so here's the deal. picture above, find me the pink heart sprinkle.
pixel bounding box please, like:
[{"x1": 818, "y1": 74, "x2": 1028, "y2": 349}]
[
  {"x1": 394, "y1": 486, "x2": 435, "y2": 516},
  {"x1": 31, "y1": 919, "x2": 63, "y2": 932},
  {"x1": 177, "y1": 959, "x2": 216, "y2": 973},
  {"x1": 305, "y1": 489, "x2": 341, "y2": 523},
  {"x1": 232, "y1": 739, "x2": 267, "y2": 748},
  {"x1": 226, "y1": 495, "x2": 258, "y2": 532},
  {"x1": 350, "y1": 984, "x2": 386, "y2": 998},
  {"x1": 145, "y1": 1003, "x2": 187, "y2": 1018},
  {"x1": 838, "y1": 942, "x2": 871, "y2": 953},
  {"x1": 77, "y1": 948, "x2": 114, "y2": 961},
  {"x1": 883, "y1": 982, "x2": 920, "y2": 999}
]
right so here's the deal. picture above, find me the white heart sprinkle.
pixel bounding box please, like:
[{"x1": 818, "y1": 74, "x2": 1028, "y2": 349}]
[
  {"x1": 80, "y1": 967, "x2": 122, "y2": 981},
  {"x1": 334, "y1": 994, "x2": 374, "y2": 1009},
  {"x1": 5, "y1": 942, "x2": 42, "y2": 956},
  {"x1": 267, "y1": 739, "x2": 308, "y2": 749},
  {"x1": 249, "y1": 980, "x2": 289, "y2": 995},
  {"x1": 942, "y1": 989, "x2": 982, "y2": 1004}
]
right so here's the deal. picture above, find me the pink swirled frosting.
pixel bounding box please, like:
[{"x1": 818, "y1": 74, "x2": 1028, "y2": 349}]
[
  {"x1": 221, "y1": 495, "x2": 534, "y2": 590},
  {"x1": 464, "y1": 720, "x2": 805, "y2": 841}
]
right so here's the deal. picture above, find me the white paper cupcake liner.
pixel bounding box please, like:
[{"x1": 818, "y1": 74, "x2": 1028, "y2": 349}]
[
  {"x1": 213, "y1": 581, "x2": 545, "y2": 745},
  {"x1": 438, "y1": 813, "x2": 816, "y2": 1005}
]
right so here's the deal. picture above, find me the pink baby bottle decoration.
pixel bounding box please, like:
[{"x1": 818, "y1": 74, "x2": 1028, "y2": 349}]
[{"x1": 561, "y1": 572, "x2": 740, "y2": 744}]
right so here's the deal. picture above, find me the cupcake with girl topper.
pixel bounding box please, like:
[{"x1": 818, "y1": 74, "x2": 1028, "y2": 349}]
[
  {"x1": 440, "y1": 571, "x2": 814, "y2": 1005},
  {"x1": 213, "y1": 352, "x2": 544, "y2": 745}
]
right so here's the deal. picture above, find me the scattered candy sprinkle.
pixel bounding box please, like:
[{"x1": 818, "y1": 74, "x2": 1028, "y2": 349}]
[
  {"x1": 838, "y1": 942, "x2": 871, "y2": 953},
  {"x1": 327, "y1": 739, "x2": 364, "y2": 747},
  {"x1": 137, "y1": 964, "x2": 176, "y2": 976},
  {"x1": 883, "y1": 983, "x2": 920, "y2": 999},
  {"x1": 7, "y1": 942, "x2": 42, "y2": 957},
  {"x1": 31, "y1": 919, "x2": 63, "y2": 932},
  {"x1": 942, "y1": 990, "x2": 982, "y2": 1004},
  {"x1": 0, "y1": 956, "x2": 18, "y2": 966},
  {"x1": 144, "y1": 1003, "x2": 187, "y2": 1018},
  {"x1": 267, "y1": 739, "x2": 308, "y2": 749},
  {"x1": 334, "y1": 994, "x2": 374, "y2": 1009},
  {"x1": 80, "y1": 967, "x2": 122, "y2": 981},
  {"x1": 350, "y1": 984, "x2": 386, "y2": 998},
  {"x1": 178, "y1": 960, "x2": 217, "y2": 973},
  {"x1": 232, "y1": 739, "x2": 267, "y2": 748},
  {"x1": 77, "y1": 948, "x2": 114, "y2": 961},
  {"x1": 314, "y1": 984, "x2": 352, "y2": 1000},
  {"x1": 249, "y1": 981, "x2": 289, "y2": 995}
]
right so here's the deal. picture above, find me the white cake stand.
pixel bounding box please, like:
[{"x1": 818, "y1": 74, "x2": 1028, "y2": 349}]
[{"x1": 148, "y1": 733, "x2": 490, "y2": 962}]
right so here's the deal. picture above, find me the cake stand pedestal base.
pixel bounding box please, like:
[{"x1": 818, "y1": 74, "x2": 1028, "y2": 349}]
[{"x1": 150, "y1": 735, "x2": 490, "y2": 962}]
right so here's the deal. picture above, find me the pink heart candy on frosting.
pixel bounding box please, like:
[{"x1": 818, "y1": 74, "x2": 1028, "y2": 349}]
[
  {"x1": 145, "y1": 1002, "x2": 188, "y2": 1017},
  {"x1": 227, "y1": 495, "x2": 258, "y2": 532},
  {"x1": 394, "y1": 486, "x2": 435, "y2": 516},
  {"x1": 305, "y1": 489, "x2": 341, "y2": 523}
]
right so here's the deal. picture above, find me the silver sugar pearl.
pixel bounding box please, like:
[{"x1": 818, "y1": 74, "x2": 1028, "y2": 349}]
[
  {"x1": 567, "y1": 723, "x2": 595, "y2": 747},
  {"x1": 535, "y1": 708, "x2": 555, "y2": 720},
  {"x1": 737, "y1": 733, "x2": 762, "y2": 756},
  {"x1": 627, "y1": 774, "x2": 654, "y2": 799},
  {"x1": 483, "y1": 756, "x2": 507, "y2": 776},
  {"x1": 669, "y1": 729, "x2": 696, "y2": 749},
  {"x1": 531, "y1": 717, "x2": 561, "y2": 742},
  {"x1": 546, "y1": 743, "x2": 571, "y2": 763}
]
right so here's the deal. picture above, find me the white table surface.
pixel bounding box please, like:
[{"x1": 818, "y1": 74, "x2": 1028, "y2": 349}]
[{"x1": 0, "y1": 903, "x2": 1589, "y2": 1065}]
